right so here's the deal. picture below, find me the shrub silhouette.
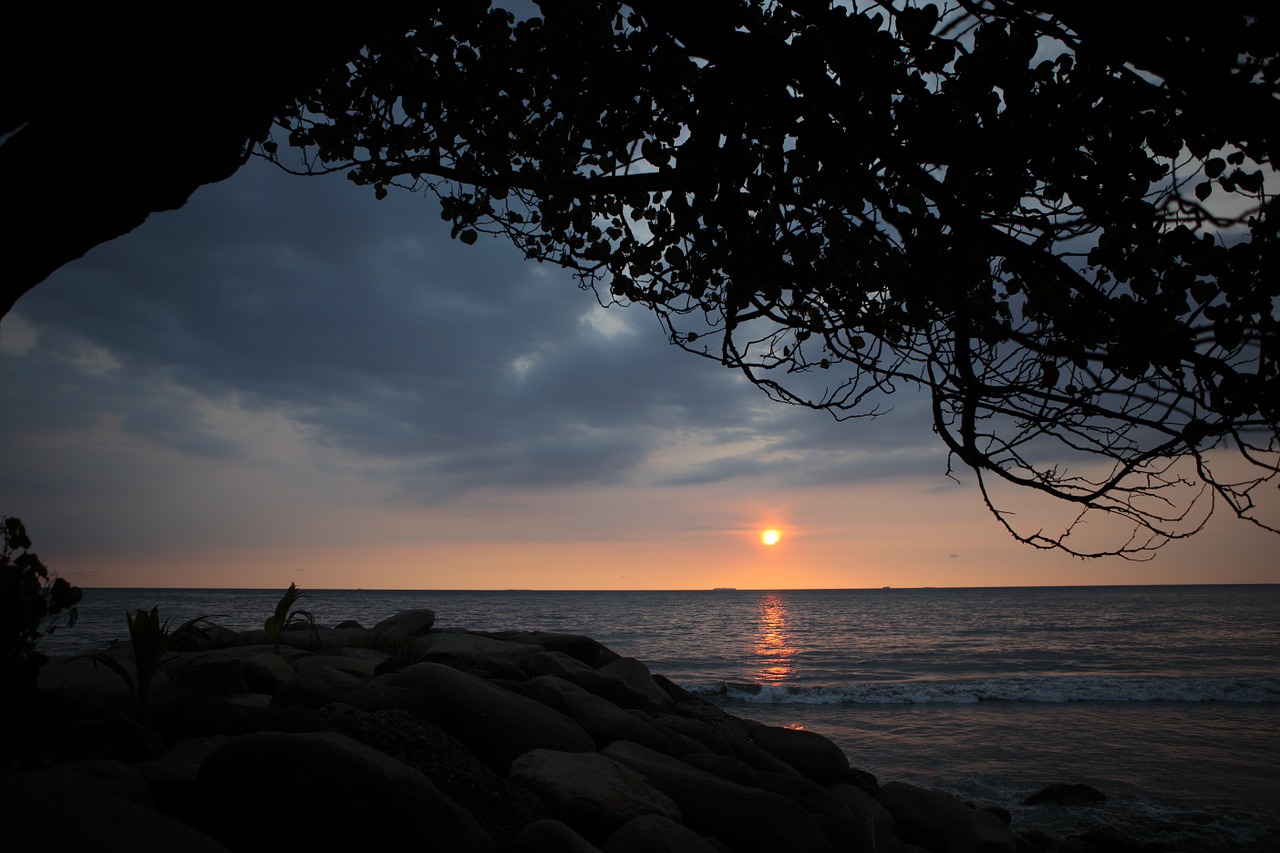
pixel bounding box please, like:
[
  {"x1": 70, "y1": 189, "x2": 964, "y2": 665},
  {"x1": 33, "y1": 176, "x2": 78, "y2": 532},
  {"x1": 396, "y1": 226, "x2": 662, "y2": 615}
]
[{"x1": 0, "y1": 517, "x2": 81, "y2": 694}]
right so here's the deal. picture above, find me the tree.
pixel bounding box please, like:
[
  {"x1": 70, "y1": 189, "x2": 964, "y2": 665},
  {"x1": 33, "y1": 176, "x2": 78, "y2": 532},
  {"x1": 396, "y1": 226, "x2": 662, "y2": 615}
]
[
  {"x1": 4, "y1": 2, "x2": 1278, "y2": 556},
  {"x1": 1, "y1": 517, "x2": 80, "y2": 693}
]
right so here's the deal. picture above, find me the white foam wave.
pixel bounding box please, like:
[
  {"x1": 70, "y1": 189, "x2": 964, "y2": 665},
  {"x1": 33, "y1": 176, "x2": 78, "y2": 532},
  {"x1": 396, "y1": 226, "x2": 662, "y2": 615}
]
[{"x1": 684, "y1": 674, "x2": 1280, "y2": 705}]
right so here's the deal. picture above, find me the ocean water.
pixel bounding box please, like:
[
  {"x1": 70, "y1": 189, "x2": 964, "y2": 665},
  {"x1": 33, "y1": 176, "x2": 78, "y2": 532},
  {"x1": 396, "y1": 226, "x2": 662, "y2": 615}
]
[{"x1": 40, "y1": 585, "x2": 1280, "y2": 852}]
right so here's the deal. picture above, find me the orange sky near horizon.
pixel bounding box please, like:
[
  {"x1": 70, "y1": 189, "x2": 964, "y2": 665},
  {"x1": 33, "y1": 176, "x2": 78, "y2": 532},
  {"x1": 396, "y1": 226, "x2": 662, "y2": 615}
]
[{"x1": 59, "y1": 476, "x2": 1278, "y2": 591}]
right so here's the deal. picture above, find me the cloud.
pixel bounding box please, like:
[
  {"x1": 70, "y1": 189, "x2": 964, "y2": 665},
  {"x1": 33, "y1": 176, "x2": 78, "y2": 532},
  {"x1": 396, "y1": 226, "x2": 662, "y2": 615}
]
[{"x1": 0, "y1": 157, "x2": 953, "y2": 556}]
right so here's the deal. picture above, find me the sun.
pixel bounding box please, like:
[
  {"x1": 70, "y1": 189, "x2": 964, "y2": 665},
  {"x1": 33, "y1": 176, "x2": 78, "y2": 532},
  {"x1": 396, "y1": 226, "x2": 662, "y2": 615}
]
[{"x1": 761, "y1": 529, "x2": 782, "y2": 546}]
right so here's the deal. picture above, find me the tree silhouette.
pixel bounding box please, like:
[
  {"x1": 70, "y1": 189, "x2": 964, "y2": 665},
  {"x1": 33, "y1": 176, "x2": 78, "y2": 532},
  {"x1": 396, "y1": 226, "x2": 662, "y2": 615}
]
[{"x1": 5, "y1": 2, "x2": 1278, "y2": 555}]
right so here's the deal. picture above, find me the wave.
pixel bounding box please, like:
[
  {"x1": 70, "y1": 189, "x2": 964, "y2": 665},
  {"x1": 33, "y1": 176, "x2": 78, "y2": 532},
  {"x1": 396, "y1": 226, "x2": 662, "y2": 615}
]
[{"x1": 682, "y1": 674, "x2": 1280, "y2": 705}]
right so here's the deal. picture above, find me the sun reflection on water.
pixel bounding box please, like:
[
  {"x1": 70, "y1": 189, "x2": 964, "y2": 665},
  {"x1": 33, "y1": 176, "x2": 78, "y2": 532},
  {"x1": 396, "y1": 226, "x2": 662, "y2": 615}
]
[{"x1": 754, "y1": 593, "x2": 797, "y2": 682}]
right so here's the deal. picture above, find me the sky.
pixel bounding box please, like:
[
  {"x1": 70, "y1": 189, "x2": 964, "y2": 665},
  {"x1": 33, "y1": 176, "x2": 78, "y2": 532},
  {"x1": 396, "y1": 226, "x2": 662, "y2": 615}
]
[{"x1": 1, "y1": 158, "x2": 1276, "y2": 590}]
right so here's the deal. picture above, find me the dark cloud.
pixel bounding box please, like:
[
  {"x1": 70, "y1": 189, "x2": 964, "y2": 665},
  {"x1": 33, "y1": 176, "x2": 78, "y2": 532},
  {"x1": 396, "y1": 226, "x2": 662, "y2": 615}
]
[{"x1": 1, "y1": 157, "x2": 947, "y2": 537}]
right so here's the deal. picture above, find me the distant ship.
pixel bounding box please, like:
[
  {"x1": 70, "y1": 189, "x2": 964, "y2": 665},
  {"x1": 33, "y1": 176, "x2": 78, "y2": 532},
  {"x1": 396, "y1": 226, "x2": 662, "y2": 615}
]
[
  {"x1": 712, "y1": 587, "x2": 737, "y2": 591},
  {"x1": 883, "y1": 585, "x2": 892, "y2": 589}
]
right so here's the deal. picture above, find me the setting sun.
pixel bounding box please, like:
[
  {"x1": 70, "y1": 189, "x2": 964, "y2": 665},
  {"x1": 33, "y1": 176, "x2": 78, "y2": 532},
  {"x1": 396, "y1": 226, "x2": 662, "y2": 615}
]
[{"x1": 761, "y1": 529, "x2": 782, "y2": 545}]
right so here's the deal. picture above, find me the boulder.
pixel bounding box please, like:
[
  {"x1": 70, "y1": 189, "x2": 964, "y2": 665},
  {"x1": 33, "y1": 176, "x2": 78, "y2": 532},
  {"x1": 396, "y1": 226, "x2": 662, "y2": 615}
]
[
  {"x1": 133, "y1": 736, "x2": 234, "y2": 817},
  {"x1": 491, "y1": 631, "x2": 621, "y2": 667},
  {"x1": 337, "y1": 646, "x2": 391, "y2": 663},
  {"x1": 654, "y1": 712, "x2": 739, "y2": 755},
  {"x1": 829, "y1": 781, "x2": 895, "y2": 851},
  {"x1": 950, "y1": 809, "x2": 1017, "y2": 853},
  {"x1": 292, "y1": 653, "x2": 377, "y2": 680},
  {"x1": 604, "y1": 814, "x2": 724, "y2": 853},
  {"x1": 313, "y1": 704, "x2": 546, "y2": 845},
  {"x1": 475, "y1": 655, "x2": 528, "y2": 680},
  {"x1": 0, "y1": 765, "x2": 231, "y2": 851},
  {"x1": 510, "y1": 819, "x2": 604, "y2": 853},
  {"x1": 192, "y1": 731, "x2": 494, "y2": 852},
  {"x1": 744, "y1": 721, "x2": 850, "y2": 782},
  {"x1": 239, "y1": 651, "x2": 295, "y2": 694},
  {"x1": 597, "y1": 658, "x2": 676, "y2": 712},
  {"x1": 510, "y1": 748, "x2": 682, "y2": 841},
  {"x1": 333, "y1": 684, "x2": 440, "y2": 724},
  {"x1": 268, "y1": 664, "x2": 364, "y2": 708},
  {"x1": 390, "y1": 661, "x2": 593, "y2": 770},
  {"x1": 37, "y1": 652, "x2": 136, "y2": 711},
  {"x1": 1073, "y1": 827, "x2": 1141, "y2": 853},
  {"x1": 601, "y1": 740, "x2": 837, "y2": 853},
  {"x1": 527, "y1": 675, "x2": 675, "y2": 752},
  {"x1": 371, "y1": 608, "x2": 437, "y2": 649},
  {"x1": 529, "y1": 651, "x2": 653, "y2": 709},
  {"x1": 238, "y1": 624, "x2": 373, "y2": 651},
  {"x1": 411, "y1": 631, "x2": 545, "y2": 666},
  {"x1": 877, "y1": 781, "x2": 974, "y2": 853},
  {"x1": 726, "y1": 731, "x2": 805, "y2": 777},
  {"x1": 153, "y1": 656, "x2": 250, "y2": 701},
  {"x1": 687, "y1": 759, "x2": 867, "y2": 853}
]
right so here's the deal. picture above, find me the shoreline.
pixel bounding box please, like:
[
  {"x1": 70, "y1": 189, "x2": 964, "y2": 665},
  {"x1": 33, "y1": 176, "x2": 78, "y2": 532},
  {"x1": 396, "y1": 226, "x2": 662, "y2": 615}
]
[{"x1": 8, "y1": 609, "x2": 1241, "y2": 851}]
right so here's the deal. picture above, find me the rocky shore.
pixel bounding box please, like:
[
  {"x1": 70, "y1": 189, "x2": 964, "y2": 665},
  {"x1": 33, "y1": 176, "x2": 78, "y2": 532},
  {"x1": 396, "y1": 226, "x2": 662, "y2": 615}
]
[{"x1": 7, "y1": 609, "x2": 1195, "y2": 852}]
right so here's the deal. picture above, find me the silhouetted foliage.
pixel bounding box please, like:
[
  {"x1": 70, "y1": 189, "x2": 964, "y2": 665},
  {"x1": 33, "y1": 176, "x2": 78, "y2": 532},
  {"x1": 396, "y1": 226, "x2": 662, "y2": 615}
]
[
  {"x1": 264, "y1": 582, "x2": 317, "y2": 654},
  {"x1": 87, "y1": 607, "x2": 219, "y2": 717},
  {"x1": 1, "y1": 517, "x2": 80, "y2": 693},
  {"x1": 263, "y1": 1, "x2": 1279, "y2": 556}
]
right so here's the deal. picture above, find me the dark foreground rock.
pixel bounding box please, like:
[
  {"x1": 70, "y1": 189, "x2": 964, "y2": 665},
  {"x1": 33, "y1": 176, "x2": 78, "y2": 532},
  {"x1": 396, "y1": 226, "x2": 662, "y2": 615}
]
[{"x1": 12, "y1": 610, "x2": 1187, "y2": 853}]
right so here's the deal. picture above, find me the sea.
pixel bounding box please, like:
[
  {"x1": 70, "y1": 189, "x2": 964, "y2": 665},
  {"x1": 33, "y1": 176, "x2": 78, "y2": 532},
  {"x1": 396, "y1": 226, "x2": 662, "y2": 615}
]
[{"x1": 40, "y1": 585, "x2": 1280, "y2": 852}]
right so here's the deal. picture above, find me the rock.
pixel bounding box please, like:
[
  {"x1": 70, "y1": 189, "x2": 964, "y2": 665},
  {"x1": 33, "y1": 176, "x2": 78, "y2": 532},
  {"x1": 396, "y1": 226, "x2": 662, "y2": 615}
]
[
  {"x1": 829, "y1": 781, "x2": 896, "y2": 850},
  {"x1": 510, "y1": 748, "x2": 682, "y2": 841},
  {"x1": 1072, "y1": 827, "x2": 1141, "y2": 852},
  {"x1": 604, "y1": 814, "x2": 724, "y2": 853},
  {"x1": 654, "y1": 712, "x2": 739, "y2": 755},
  {"x1": 726, "y1": 730, "x2": 804, "y2": 777},
  {"x1": 193, "y1": 731, "x2": 494, "y2": 851},
  {"x1": 510, "y1": 819, "x2": 604, "y2": 853},
  {"x1": 19, "y1": 689, "x2": 165, "y2": 764},
  {"x1": 411, "y1": 631, "x2": 545, "y2": 666},
  {"x1": 333, "y1": 684, "x2": 440, "y2": 724},
  {"x1": 475, "y1": 654, "x2": 528, "y2": 680},
  {"x1": 1024, "y1": 783, "x2": 1107, "y2": 807},
  {"x1": 239, "y1": 651, "x2": 294, "y2": 694},
  {"x1": 526, "y1": 675, "x2": 675, "y2": 752},
  {"x1": 313, "y1": 704, "x2": 546, "y2": 845},
  {"x1": 133, "y1": 736, "x2": 233, "y2": 818},
  {"x1": 268, "y1": 664, "x2": 364, "y2": 708},
  {"x1": 679, "y1": 751, "x2": 761, "y2": 786},
  {"x1": 337, "y1": 646, "x2": 391, "y2": 663},
  {"x1": 597, "y1": 658, "x2": 676, "y2": 712},
  {"x1": 491, "y1": 631, "x2": 620, "y2": 667},
  {"x1": 877, "y1": 781, "x2": 974, "y2": 852},
  {"x1": 978, "y1": 804, "x2": 1012, "y2": 826},
  {"x1": 0, "y1": 765, "x2": 231, "y2": 851},
  {"x1": 238, "y1": 623, "x2": 373, "y2": 651},
  {"x1": 391, "y1": 661, "x2": 594, "y2": 770},
  {"x1": 37, "y1": 651, "x2": 137, "y2": 711},
  {"x1": 744, "y1": 721, "x2": 851, "y2": 782},
  {"x1": 153, "y1": 655, "x2": 250, "y2": 701},
  {"x1": 374, "y1": 654, "x2": 418, "y2": 676},
  {"x1": 528, "y1": 651, "x2": 653, "y2": 709},
  {"x1": 601, "y1": 740, "x2": 837, "y2": 853},
  {"x1": 292, "y1": 653, "x2": 377, "y2": 679},
  {"x1": 950, "y1": 809, "x2": 1017, "y2": 853},
  {"x1": 371, "y1": 608, "x2": 437, "y2": 649},
  {"x1": 701, "y1": 760, "x2": 868, "y2": 853}
]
